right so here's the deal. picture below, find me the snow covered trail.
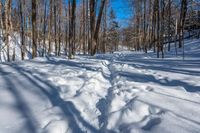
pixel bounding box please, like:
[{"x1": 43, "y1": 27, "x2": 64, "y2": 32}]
[
  {"x1": 0, "y1": 40, "x2": 200, "y2": 133},
  {"x1": 91, "y1": 51, "x2": 200, "y2": 132},
  {"x1": 95, "y1": 53, "x2": 200, "y2": 133}
]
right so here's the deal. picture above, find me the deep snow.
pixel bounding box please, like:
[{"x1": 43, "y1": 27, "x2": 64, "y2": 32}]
[{"x1": 0, "y1": 39, "x2": 200, "y2": 133}]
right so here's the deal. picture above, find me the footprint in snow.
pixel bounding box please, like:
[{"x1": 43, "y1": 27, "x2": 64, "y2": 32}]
[
  {"x1": 145, "y1": 86, "x2": 154, "y2": 92},
  {"x1": 142, "y1": 117, "x2": 162, "y2": 131},
  {"x1": 148, "y1": 106, "x2": 164, "y2": 115}
]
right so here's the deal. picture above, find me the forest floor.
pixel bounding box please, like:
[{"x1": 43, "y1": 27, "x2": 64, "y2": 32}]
[{"x1": 0, "y1": 39, "x2": 200, "y2": 133}]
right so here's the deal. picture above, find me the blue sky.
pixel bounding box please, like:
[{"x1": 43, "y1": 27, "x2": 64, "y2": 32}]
[
  {"x1": 110, "y1": 0, "x2": 132, "y2": 27},
  {"x1": 74, "y1": 0, "x2": 132, "y2": 27}
]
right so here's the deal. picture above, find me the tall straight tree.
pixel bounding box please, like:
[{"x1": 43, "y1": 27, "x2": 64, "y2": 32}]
[
  {"x1": 135, "y1": 0, "x2": 141, "y2": 51},
  {"x1": 89, "y1": 0, "x2": 95, "y2": 55},
  {"x1": 86, "y1": 0, "x2": 90, "y2": 54},
  {"x1": 54, "y1": 0, "x2": 57, "y2": 56},
  {"x1": 68, "y1": 0, "x2": 71, "y2": 58},
  {"x1": 42, "y1": 0, "x2": 47, "y2": 56},
  {"x1": 178, "y1": 0, "x2": 188, "y2": 48},
  {"x1": 0, "y1": 1, "x2": 3, "y2": 61},
  {"x1": 82, "y1": 0, "x2": 86, "y2": 54},
  {"x1": 167, "y1": 0, "x2": 171, "y2": 51},
  {"x1": 58, "y1": 0, "x2": 62, "y2": 56},
  {"x1": 90, "y1": 0, "x2": 106, "y2": 56},
  {"x1": 143, "y1": 0, "x2": 147, "y2": 53},
  {"x1": 102, "y1": 0, "x2": 108, "y2": 53},
  {"x1": 155, "y1": 0, "x2": 160, "y2": 58},
  {"x1": 32, "y1": 0, "x2": 37, "y2": 58},
  {"x1": 0, "y1": 2, "x2": 3, "y2": 36},
  {"x1": 160, "y1": 0, "x2": 165, "y2": 58},
  {"x1": 68, "y1": 0, "x2": 76, "y2": 59},
  {"x1": 19, "y1": 0, "x2": 25, "y2": 60},
  {"x1": 48, "y1": 0, "x2": 53, "y2": 55},
  {"x1": 5, "y1": 0, "x2": 12, "y2": 61},
  {"x1": 64, "y1": 5, "x2": 68, "y2": 55},
  {"x1": 72, "y1": 0, "x2": 76, "y2": 57}
]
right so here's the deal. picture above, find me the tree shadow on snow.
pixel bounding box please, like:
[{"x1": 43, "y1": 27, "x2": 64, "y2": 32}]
[
  {"x1": 0, "y1": 63, "x2": 100, "y2": 133},
  {"x1": 119, "y1": 71, "x2": 200, "y2": 93},
  {"x1": 0, "y1": 67, "x2": 38, "y2": 133}
]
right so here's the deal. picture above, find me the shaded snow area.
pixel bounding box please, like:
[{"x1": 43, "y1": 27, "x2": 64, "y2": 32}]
[{"x1": 0, "y1": 39, "x2": 200, "y2": 133}]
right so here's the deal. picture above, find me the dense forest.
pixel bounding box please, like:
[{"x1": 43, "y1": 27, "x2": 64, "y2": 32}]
[{"x1": 0, "y1": 0, "x2": 199, "y2": 61}]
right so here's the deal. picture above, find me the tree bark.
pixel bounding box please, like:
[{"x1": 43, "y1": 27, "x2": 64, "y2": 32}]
[
  {"x1": 48, "y1": 0, "x2": 53, "y2": 55},
  {"x1": 5, "y1": 0, "x2": 12, "y2": 61},
  {"x1": 32, "y1": 0, "x2": 37, "y2": 58},
  {"x1": 19, "y1": 0, "x2": 25, "y2": 60},
  {"x1": 43, "y1": 0, "x2": 47, "y2": 56},
  {"x1": 91, "y1": 0, "x2": 106, "y2": 56},
  {"x1": 178, "y1": 0, "x2": 188, "y2": 48}
]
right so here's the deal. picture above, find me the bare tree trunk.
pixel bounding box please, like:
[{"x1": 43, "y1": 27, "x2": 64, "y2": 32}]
[
  {"x1": 155, "y1": 0, "x2": 160, "y2": 58},
  {"x1": 167, "y1": 0, "x2": 171, "y2": 51},
  {"x1": 178, "y1": 0, "x2": 188, "y2": 48},
  {"x1": 91, "y1": 0, "x2": 106, "y2": 56},
  {"x1": 102, "y1": 2, "x2": 107, "y2": 54},
  {"x1": 160, "y1": 0, "x2": 165, "y2": 58},
  {"x1": 32, "y1": 0, "x2": 37, "y2": 58},
  {"x1": 48, "y1": 0, "x2": 53, "y2": 55},
  {"x1": 135, "y1": 0, "x2": 140, "y2": 51},
  {"x1": 68, "y1": 0, "x2": 76, "y2": 59},
  {"x1": 58, "y1": 0, "x2": 62, "y2": 56},
  {"x1": 19, "y1": 0, "x2": 25, "y2": 60},
  {"x1": 89, "y1": 0, "x2": 95, "y2": 55},
  {"x1": 82, "y1": 0, "x2": 86, "y2": 55},
  {"x1": 152, "y1": 1, "x2": 156, "y2": 53},
  {"x1": 68, "y1": 0, "x2": 71, "y2": 58},
  {"x1": 42, "y1": 0, "x2": 47, "y2": 56},
  {"x1": 0, "y1": 2, "x2": 3, "y2": 61},
  {"x1": 5, "y1": 0, "x2": 12, "y2": 62},
  {"x1": 175, "y1": 18, "x2": 178, "y2": 56},
  {"x1": 143, "y1": 0, "x2": 147, "y2": 53},
  {"x1": 54, "y1": 1, "x2": 57, "y2": 56},
  {"x1": 65, "y1": 6, "x2": 68, "y2": 55},
  {"x1": 86, "y1": 0, "x2": 90, "y2": 54},
  {"x1": 37, "y1": 11, "x2": 42, "y2": 57},
  {"x1": 148, "y1": 0, "x2": 152, "y2": 50},
  {"x1": 0, "y1": 2, "x2": 3, "y2": 36},
  {"x1": 72, "y1": 0, "x2": 76, "y2": 57}
]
